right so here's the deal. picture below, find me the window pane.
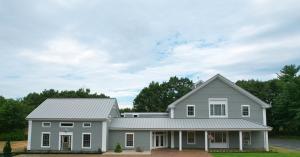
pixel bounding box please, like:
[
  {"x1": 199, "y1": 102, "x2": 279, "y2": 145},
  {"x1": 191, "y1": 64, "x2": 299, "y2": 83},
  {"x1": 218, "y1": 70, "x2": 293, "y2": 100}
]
[
  {"x1": 83, "y1": 134, "x2": 91, "y2": 147},
  {"x1": 210, "y1": 105, "x2": 214, "y2": 115},
  {"x1": 42, "y1": 134, "x2": 50, "y2": 146},
  {"x1": 214, "y1": 105, "x2": 221, "y2": 115},
  {"x1": 188, "y1": 106, "x2": 194, "y2": 116},
  {"x1": 242, "y1": 106, "x2": 249, "y2": 116},
  {"x1": 61, "y1": 123, "x2": 73, "y2": 127},
  {"x1": 83, "y1": 123, "x2": 91, "y2": 127},
  {"x1": 187, "y1": 132, "x2": 195, "y2": 143},
  {"x1": 126, "y1": 134, "x2": 133, "y2": 146},
  {"x1": 221, "y1": 104, "x2": 225, "y2": 115}
]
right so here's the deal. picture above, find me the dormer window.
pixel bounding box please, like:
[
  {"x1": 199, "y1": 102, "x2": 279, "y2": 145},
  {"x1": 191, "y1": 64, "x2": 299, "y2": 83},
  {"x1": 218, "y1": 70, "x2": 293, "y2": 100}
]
[
  {"x1": 186, "y1": 105, "x2": 195, "y2": 117},
  {"x1": 209, "y1": 98, "x2": 228, "y2": 118}
]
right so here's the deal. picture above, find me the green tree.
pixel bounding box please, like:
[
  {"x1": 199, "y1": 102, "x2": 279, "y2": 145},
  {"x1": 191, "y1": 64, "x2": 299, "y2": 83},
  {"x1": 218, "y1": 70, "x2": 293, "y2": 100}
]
[{"x1": 133, "y1": 76, "x2": 193, "y2": 112}]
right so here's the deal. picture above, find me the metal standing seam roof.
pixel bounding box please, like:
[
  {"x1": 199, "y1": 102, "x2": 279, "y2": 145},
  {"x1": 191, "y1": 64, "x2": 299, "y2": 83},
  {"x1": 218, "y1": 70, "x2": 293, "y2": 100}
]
[
  {"x1": 26, "y1": 98, "x2": 117, "y2": 120},
  {"x1": 110, "y1": 118, "x2": 271, "y2": 131}
]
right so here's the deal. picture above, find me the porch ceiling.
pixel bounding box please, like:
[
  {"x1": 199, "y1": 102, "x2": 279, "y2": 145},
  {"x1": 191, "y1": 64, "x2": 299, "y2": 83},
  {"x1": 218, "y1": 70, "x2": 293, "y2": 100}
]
[{"x1": 110, "y1": 118, "x2": 271, "y2": 131}]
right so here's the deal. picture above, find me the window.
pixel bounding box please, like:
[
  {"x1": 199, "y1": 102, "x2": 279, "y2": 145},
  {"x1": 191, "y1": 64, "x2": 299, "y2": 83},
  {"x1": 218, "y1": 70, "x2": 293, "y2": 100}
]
[
  {"x1": 42, "y1": 122, "x2": 51, "y2": 127},
  {"x1": 60, "y1": 122, "x2": 74, "y2": 127},
  {"x1": 187, "y1": 131, "x2": 196, "y2": 144},
  {"x1": 82, "y1": 133, "x2": 91, "y2": 148},
  {"x1": 241, "y1": 105, "x2": 250, "y2": 117},
  {"x1": 209, "y1": 98, "x2": 227, "y2": 118},
  {"x1": 83, "y1": 122, "x2": 91, "y2": 128},
  {"x1": 243, "y1": 132, "x2": 251, "y2": 145},
  {"x1": 125, "y1": 133, "x2": 134, "y2": 147},
  {"x1": 186, "y1": 105, "x2": 195, "y2": 117},
  {"x1": 41, "y1": 132, "x2": 50, "y2": 147},
  {"x1": 209, "y1": 132, "x2": 227, "y2": 143},
  {"x1": 133, "y1": 114, "x2": 139, "y2": 118}
]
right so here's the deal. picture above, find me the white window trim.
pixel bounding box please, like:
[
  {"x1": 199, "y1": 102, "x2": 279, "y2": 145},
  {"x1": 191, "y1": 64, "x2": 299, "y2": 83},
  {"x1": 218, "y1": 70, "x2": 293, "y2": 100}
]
[
  {"x1": 82, "y1": 122, "x2": 91, "y2": 128},
  {"x1": 209, "y1": 98, "x2": 228, "y2": 118},
  {"x1": 186, "y1": 105, "x2": 195, "y2": 117},
  {"x1": 41, "y1": 132, "x2": 50, "y2": 148},
  {"x1": 243, "y1": 131, "x2": 251, "y2": 145},
  {"x1": 82, "y1": 133, "x2": 92, "y2": 149},
  {"x1": 59, "y1": 122, "x2": 74, "y2": 128},
  {"x1": 125, "y1": 133, "x2": 134, "y2": 148},
  {"x1": 42, "y1": 122, "x2": 51, "y2": 127},
  {"x1": 187, "y1": 131, "x2": 196, "y2": 144},
  {"x1": 241, "y1": 105, "x2": 250, "y2": 117}
]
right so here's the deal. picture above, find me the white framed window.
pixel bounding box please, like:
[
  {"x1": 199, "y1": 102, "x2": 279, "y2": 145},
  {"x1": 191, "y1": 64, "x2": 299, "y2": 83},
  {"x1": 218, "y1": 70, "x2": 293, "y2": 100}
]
[
  {"x1": 209, "y1": 98, "x2": 228, "y2": 118},
  {"x1": 241, "y1": 105, "x2": 250, "y2": 117},
  {"x1": 187, "y1": 131, "x2": 196, "y2": 144},
  {"x1": 82, "y1": 133, "x2": 91, "y2": 149},
  {"x1": 243, "y1": 132, "x2": 251, "y2": 145},
  {"x1": 82, "y1": 122, "x2": 91, "y2": 128},
  {"x1": 60, "y1": 122, "x2": 74, "y2": 127},
  {"x1": 209, "y1": 131, "x2": 227, "y2": 143},
  {"x1": 125, "y1": 133, "x2": 134, "y2": 147},
  {"x1": 186, "y1": 105, "x2": 195, "y2": 117},
  {"x1": 41, "y1": 132, "x2": 50, "y2": 148},
  {"x1": 42, "y1": 122, "x2": 51, "y2": 127}
]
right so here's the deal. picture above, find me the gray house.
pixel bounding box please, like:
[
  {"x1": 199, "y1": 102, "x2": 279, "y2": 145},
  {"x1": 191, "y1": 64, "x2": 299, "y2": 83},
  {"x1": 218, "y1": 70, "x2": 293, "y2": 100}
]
[{"x1": 26, "y1": 74, "x2": 271, "y2": 153}]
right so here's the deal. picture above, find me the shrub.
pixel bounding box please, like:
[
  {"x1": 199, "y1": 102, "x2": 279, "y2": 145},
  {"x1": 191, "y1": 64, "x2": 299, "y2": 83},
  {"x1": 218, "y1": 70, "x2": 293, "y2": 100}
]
[
  {"x1": 135, "y1": 147, "x2": 143, "y2": 152},
  {"x1": 114, "y1": 143, "x2": 122, "y2": 153},
  {"x1": 3, "y1": 141, "x2": 12, "y2": 157}
]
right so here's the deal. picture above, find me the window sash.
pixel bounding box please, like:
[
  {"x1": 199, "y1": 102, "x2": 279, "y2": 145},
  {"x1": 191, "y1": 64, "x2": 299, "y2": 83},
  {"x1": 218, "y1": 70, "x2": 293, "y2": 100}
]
[
  {"x1": 42, "y1": 122, "x2": 51, "y2": 127},
  {"x1": 125, "y1": 133, "x2": 134, "y2": 147},
  {"x1": 242, "y1": 106, "x2": 250, "y2": 116},
  {"x1": 82, "y1": 134, "x2": 91, "y2": 148},
  {"x1": 243, "y1": 132, "x2": 251, "y2": 145},
  {"x1": 210, "y1": 104, "x2": 226, "y2": 116},
  {"x1": 187, "y1": 131, "x2": 195, "y2": 144},
  {"x1": 187, "y1": 105, "x2": 195, "y2": 117},
  {"x1": 60, "y1": 122, "x2": 74, "y2": 127},
  {"x1": 42, "y1": 133, "x2": 50, "y2": 147},
  {"x1": 83, "y1": 122, "x2": 91, "y2": 127},
  {"x1": 210, "y1": 132, "x2": 226, "y2": 143}
]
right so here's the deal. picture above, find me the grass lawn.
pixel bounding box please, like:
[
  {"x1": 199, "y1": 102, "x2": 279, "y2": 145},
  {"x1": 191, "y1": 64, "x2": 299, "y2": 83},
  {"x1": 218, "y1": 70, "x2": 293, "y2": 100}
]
[
  {"x1": 212, "y1": 147, "x2": 300, "y2": 157},
  {"x1": 0, "y1": 141, "x2": 27, "y2": 153}
]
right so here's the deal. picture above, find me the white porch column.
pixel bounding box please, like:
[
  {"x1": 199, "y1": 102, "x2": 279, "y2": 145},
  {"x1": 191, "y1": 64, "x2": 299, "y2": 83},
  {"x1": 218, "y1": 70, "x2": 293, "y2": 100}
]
[
  {"x1": 205, "y1": 131, "x2": 208, "y2": 152},
  {"x1": 239, "y1": 131, "x2": 243, "y2": 151},
  {"x1": 264, "y1": 131, "x2": 269, "y2": 151},
  {"x1": 27, "y1": 120, "x2": 32, "y2": 151},
  {"x1": 150, "y1": 131, "x2": 153, "y2": 150},
  {"x1": 171, "y1": 131, "x2": 174, "y2": 148},
  {"x1": 179, "y1": 131, "x2": 182, "y2": 151},
  {"x1": 102, "y1": 121, "x2": 107, "y2": 152}
]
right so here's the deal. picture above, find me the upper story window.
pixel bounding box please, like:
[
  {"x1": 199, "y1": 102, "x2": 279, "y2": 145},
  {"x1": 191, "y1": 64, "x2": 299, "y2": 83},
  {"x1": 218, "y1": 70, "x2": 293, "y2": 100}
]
[
  {"x1": 209, "y1": 98, "x2": 228, "y2": 118},
  {"x1": 60, "y1": 122, "x2": 74, "y2": 127},
  {"x1": 42, "y1": 122, "x2": 51, "y2": 127},
  {"x1": 186, "y1": 105, "x2": 195, "y2": 117},
  {"x1": 133, "y1": 114, "x2": 139, "y2": 118},
  {"x1": 83, "y1": 122, "x2": 91, "y2": 128},
  {"x1": 241, "y1": 105, "x2": 250, "y2": 117}
]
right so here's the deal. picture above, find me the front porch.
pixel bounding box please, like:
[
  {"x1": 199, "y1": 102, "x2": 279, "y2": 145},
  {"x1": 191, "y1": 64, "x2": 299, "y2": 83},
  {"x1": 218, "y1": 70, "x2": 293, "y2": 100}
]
[{"x1": 150, "y1": 130, "x2": 269, "y2": 152}]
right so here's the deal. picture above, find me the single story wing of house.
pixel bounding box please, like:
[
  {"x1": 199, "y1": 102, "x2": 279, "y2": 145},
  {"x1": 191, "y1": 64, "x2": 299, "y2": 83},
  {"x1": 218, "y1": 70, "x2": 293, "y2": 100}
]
[{"x1": 26, "y1": 74, "x2": 272, "y2": 153}]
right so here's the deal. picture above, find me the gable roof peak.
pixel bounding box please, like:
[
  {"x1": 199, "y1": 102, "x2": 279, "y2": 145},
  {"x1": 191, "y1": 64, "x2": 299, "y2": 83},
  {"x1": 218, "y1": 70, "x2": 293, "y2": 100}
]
[{"x1": 168, "y1": 74, "x2": 271, "y2": 109}]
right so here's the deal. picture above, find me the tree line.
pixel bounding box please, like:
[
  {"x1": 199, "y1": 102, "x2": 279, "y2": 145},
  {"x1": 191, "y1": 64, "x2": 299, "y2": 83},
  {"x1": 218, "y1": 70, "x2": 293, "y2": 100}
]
[{"x1": 0, "y1": 64, "x2": 299, "y2": 140}]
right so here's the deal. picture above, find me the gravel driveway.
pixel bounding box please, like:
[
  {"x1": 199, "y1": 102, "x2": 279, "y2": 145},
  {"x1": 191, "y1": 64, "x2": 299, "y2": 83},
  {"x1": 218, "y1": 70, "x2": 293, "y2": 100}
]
[{"x1": 270, "y1": 138, "x2": 300, "y2": 150}]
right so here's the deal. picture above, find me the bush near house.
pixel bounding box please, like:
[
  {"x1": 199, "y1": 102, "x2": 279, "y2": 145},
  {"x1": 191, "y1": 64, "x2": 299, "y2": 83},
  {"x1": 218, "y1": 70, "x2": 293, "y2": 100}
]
[
  {"x1": 114, "y1": 143, "x2": 122, "y2": 153},
  {"x1": 3, "y1": 141, "x2": 12, "y2": 157}
]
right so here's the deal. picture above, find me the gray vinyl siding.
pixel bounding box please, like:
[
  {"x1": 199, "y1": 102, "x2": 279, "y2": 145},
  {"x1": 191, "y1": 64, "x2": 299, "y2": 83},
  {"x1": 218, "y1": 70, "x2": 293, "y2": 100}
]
[
  {"x1": 30, "y1": 121, "x2": 102, "y2": 152},
  {"x1": 173, "y1": 78, "x2": 264, "y2": 124},
  {"x1": 108, "y1": 130, "x2": 150, "y2": 151}
]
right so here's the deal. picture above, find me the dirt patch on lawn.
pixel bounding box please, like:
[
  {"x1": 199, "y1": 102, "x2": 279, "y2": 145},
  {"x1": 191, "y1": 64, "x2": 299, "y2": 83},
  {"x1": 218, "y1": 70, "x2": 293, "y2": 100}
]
[{"x1": 0, "y1": 141, "x2": 27, "y2": 152}]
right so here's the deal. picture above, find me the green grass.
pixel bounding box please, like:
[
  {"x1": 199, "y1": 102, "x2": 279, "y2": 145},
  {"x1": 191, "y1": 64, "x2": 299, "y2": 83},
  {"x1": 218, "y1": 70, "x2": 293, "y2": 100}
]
[{"x1": 212, "y1": 147, "x2": 300, "y2": 157}]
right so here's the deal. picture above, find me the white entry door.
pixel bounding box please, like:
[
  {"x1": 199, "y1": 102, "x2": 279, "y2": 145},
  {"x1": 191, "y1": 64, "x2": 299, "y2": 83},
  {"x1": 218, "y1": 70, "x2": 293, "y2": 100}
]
[
  {"x1": 209, "y1": 131, "x2": 229, "y2": 148},
  {"x1": 153, "y1": 132, "x2": 167, "y2": 148}
]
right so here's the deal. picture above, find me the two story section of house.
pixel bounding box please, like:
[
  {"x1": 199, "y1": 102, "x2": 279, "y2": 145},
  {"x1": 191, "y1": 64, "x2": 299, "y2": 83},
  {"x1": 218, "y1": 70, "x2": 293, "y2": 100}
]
[{"x1": 26, "y1": 74, "x2": 271, "y2": 153}]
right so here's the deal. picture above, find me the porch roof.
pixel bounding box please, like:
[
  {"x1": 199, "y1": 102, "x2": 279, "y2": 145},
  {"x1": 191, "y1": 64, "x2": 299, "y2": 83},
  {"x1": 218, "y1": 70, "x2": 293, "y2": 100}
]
[{"x1": 110, "y1": 118, "x2": 271, "y2": 131}]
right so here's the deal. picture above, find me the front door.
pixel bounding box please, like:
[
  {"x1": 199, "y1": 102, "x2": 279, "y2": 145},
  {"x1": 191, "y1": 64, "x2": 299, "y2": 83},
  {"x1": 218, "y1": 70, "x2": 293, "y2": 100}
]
[
  {"x1": 153, "y1": 132, "x2": 167, "y2": 148},
  {"x1": 61, "y1": 135, "x2": 71, "y2": 151},
  {"x1": 209, "y1": 131, "x2": 228, "y2": 148}
]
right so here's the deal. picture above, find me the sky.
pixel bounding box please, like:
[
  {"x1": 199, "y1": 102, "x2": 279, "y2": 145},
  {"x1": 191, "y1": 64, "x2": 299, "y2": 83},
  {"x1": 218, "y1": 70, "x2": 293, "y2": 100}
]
[{"x1": 0, "y1": 0, "x2": 300, "y2": 108}]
